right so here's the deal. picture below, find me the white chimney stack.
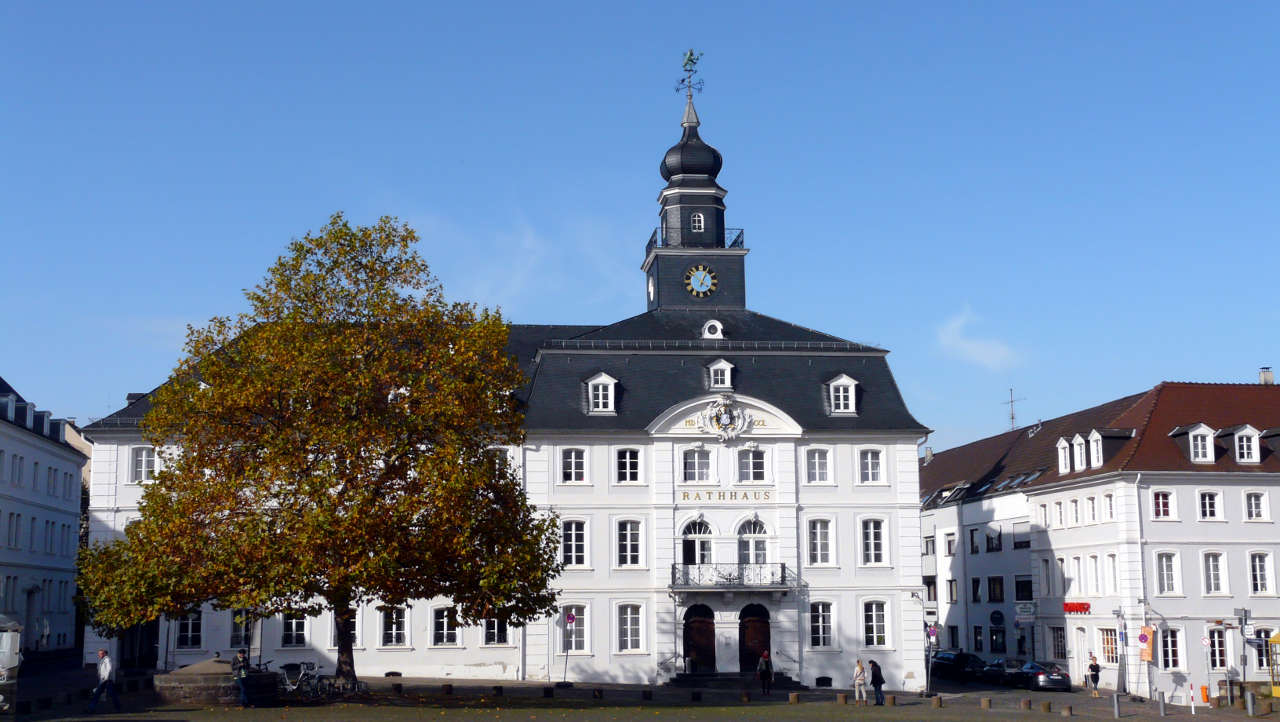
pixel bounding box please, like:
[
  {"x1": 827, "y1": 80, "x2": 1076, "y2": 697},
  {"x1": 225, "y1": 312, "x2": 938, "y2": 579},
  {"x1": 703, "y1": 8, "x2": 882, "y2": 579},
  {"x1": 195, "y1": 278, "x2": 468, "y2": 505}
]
[{"x1": 1261, "y1": 367, "x2": 1275, "y2": 385}]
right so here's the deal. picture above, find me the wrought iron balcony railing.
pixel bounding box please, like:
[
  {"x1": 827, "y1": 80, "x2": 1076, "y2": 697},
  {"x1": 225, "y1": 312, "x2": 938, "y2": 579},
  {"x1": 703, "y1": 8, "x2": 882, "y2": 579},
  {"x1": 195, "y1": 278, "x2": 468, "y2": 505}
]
[
  {"x1": 670, "y1": 562, "x2": 792, "y2": 590},
  {"x1": 646, "y1": 227, "x2": 745, "y2": 254}
]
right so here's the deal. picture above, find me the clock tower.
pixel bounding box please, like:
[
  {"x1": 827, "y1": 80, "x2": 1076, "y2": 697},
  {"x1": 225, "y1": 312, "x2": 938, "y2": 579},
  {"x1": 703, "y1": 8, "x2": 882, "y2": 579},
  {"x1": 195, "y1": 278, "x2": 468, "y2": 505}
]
[{"x1": 643, "y1": 92, "x2": 748, "y2": 311}]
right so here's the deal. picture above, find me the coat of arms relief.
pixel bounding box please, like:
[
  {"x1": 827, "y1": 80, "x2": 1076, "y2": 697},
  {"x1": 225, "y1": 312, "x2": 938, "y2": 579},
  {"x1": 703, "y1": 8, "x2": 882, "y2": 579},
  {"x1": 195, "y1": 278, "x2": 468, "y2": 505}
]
[{"x1": 695, "y1": 393, "x2": 753, "y2": 441}]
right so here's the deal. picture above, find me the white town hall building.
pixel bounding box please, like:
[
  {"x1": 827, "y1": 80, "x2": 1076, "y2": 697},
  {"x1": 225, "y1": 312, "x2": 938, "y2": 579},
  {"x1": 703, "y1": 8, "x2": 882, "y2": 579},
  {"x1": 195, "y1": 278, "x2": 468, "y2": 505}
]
[{"x1": 84, "y1": 93, "x2": 931, "y2": 690}]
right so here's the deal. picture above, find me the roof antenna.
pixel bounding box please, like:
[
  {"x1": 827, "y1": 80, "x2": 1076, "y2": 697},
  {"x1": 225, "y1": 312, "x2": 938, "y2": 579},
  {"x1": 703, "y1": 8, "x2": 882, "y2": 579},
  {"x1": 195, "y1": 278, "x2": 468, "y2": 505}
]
[{"x1": 1001, "y1": 387, "x2": 1025, "y2": 431}]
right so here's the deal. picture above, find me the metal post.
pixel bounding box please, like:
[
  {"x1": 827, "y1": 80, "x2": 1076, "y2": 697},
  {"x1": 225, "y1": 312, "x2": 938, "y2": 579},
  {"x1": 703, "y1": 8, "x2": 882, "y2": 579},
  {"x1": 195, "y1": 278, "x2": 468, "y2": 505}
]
[
  {"x1": 1246, "y1": 691, "x2": 1255, "y2": 717},
  {"x1": 1158, "y1": 690, "x2": 1165, "y2": 716},
  {"x1": 1112, "y1": 693, "x2": 1120, "y2": 719}
]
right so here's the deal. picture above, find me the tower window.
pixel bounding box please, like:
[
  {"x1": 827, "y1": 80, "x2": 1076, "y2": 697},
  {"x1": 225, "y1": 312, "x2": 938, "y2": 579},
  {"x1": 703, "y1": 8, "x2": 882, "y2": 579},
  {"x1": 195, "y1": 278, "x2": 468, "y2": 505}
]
[{"x1": 690, "y1": 212, "x2": 704, "y2": 232}]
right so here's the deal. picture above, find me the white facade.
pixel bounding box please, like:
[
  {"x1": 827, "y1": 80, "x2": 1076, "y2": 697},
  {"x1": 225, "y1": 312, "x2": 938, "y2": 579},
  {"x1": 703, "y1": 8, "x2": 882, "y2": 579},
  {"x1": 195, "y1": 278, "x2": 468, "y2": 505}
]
[
  {"x1": 0, "y1": 390, "x2": 84, "y2": 653},
  {"x1": 84, "y1": 392, "x2": 929, "y2": 690}
]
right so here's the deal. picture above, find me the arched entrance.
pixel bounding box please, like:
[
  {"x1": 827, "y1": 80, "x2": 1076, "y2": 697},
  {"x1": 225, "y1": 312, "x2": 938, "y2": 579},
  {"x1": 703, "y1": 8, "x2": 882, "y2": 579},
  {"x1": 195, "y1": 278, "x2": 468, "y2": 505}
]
[
  {"x1": 739, "y1": 604, "x2": 770, "y2": 675},
  {"x1": 683, "y1": 605, "x2": 716, "y2": 674}
]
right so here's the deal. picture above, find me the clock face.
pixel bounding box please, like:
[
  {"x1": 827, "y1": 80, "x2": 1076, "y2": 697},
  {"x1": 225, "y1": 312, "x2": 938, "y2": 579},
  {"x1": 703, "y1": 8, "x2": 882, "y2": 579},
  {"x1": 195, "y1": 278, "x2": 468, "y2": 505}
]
[
  {"x1": 683, "y1": 264, "x2": 718, "y2": 298},
  {"x1": 648, "y1": 276, "x2": 655, "y2": 301}
]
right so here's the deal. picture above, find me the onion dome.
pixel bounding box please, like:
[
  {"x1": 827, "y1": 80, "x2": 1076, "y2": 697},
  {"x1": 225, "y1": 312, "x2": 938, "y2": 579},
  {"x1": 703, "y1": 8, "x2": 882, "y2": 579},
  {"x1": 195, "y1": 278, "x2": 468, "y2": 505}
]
[{"x1": 659, "y1": 94, "x2": 723, "y2": 182}]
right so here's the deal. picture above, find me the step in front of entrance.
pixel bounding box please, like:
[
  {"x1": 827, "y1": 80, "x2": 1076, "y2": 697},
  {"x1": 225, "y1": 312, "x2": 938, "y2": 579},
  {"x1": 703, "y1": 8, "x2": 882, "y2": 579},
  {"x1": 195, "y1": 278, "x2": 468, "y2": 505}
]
[{"x1": 666, "y1": 672, "x2": 807, "y2": 691}]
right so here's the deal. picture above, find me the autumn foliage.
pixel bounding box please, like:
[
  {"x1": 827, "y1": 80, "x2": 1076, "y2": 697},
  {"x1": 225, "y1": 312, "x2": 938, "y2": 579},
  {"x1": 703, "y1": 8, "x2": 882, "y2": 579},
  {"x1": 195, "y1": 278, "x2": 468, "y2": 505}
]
[{"x1": 78, "y1": 214, "x2": 561, "y2": 681}]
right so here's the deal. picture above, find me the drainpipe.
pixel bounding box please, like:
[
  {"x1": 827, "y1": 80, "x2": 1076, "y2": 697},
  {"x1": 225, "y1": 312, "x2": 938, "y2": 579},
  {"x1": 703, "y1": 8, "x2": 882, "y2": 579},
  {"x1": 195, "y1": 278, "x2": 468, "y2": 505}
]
[{"x1": 1131, "y1": 472, "x2": 1144, "y2": 697}]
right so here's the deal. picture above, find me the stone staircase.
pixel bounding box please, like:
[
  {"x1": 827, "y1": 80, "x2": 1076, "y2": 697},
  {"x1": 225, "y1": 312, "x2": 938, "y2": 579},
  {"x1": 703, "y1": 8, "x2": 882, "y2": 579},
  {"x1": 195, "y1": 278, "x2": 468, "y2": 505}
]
[{"x1": 666, "y1": 671, "x2": 807, "y2": 691}]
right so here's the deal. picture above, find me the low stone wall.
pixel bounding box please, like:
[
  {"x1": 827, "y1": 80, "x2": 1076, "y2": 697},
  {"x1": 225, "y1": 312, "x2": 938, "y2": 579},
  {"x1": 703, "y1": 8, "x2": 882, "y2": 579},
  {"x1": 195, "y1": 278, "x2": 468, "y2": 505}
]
[{"x1": 154, "y1": 670, "x2": 278, "y2": 706}]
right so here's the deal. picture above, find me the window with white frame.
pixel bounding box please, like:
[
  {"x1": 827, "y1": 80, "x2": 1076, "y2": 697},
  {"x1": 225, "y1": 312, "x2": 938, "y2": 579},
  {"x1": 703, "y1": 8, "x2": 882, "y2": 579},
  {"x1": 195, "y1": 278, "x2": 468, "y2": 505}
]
[
  {"x1": 863, "y1": 601, "x2": 887, "y2": 646},
  {"x1": 1099, "y1": 628, "x2": 1119, "y2": 664},
  {"x1": 1041, "y1": 558, "x2": 1052, "y2": 596},
  {"x1": 1089, "y1": 555, "x2": 1100, "y2": 595},
  {"x1": 1104, "y1": 493, "x2": 1114, "y2": 520},
  {"x1": 1156, "y1": 552, "x2": 1179, "y2": 594},
  {"x1": 230, "y1": 609, "x2": 254, "y2": 648},
  {"x1": 809, "y1": 602, "x2": 833, "y2": 648},
  {"x1": 617, "y1": 604, "x2": 641, "y2": 652},
  {"x1": 1070, "y1": 499, "x2": 1080, "y2": 525},
  {"x1": 1250, "y1": 552, "x2": 1271, "y2": 594},
  {"x1": 281, "y1": 612, "x2": 306, "y2": 647},
  {"x1": 1255, "y1": 628, "x2": 1274, "y2": 669},
  {"x1": 1054, "y1": 502, "x2": 1064, "y2": 527},
  {"x1": 483, "y1": 618, "x2": 509, "y2": 645},
  {"x1": 827, "y1": 375, "x2": 856, "y2": 414},
  {"x1": 681, "y1": 520, "x2": 712, "y2": 564},
  {"x1": 861, "y1": 519, "x2": 885, "y2": 565},
  {"x1": 331, "y1": 612, "x2": 358, "y2": 648},
  {"x1": 1152, "y1": 491, "x2": 1173, "y2": 519},
  {"x1": 1237, "y1": 431, "x2": 1258, "y2": 463},
  {"x1": 131, "y1": 447, "x2": 155, "y2": 483},
  {"x1": 382, "y1": 608, "x2": 407, "y2": 646},
  {"x1": 708, "y1": 359, "x2": 733, "y2": 390},
  {"x1": 1086, "y1": 497, "x2": 1097, "y2": 523},
  {"x1": 1246, "y1": 492, "x2": 1267, "y2": 520},
  {"x1": 175, "y1": 612, "x2": 202, "y2": 649},
  {"x1": 683, "y1": 449, "x2": 711, "y2": 483},
  {"x1": 737, "y1": 519, "x2": 767, "y2": 564},
  {"x1": 1089, "y1": 434, "x2": 1103, "y2": 468},
  {"x1": 859, "y1": 450, "x2": 881, "y2": 483},
  {"x1": 690, "y1": 212, "x2": 704, "y2": 232},
  {"x1": 1203, "y1": 552, "x2": 1225, "y2": 594},
  {"x1": 1191, "y1": 433, "x2": 1212, "y2": 462},
  {"x1": 1160, "y1": 628, "x2": 1181, "y2": 669},
  {"x1": 615, "y1": 449, "x2": 640, "y2": 484},
  {"x1": 562, "y1": 520, "x2": 586, "y2": 567},
  {"x1": 1106, "y1": 554, "x2": 1118, "y2": 595},
  {"x1": 808, "y1": 519, "x2": 831, "y2": 565},
  {"x1": 616, "y1": 520, "x2": 641, "y2": 567},
  {"x1": 587, "y1": 372, "x2": 616, "y2": 414},
  {"x1": 738, "y1": 449, "x2": 766, "y2": 483},
  {"x1": 1051, "y1": 626, "x2": 1067, "y2": 659},
  {"x1": 1056, "y1": 439, "x2": 1070, "y2": 473},
  {"x1": 561, "y1": 448, "x2": 585, "y2": 483},
  {"x1": 1199, "y1": 491, "x2": 1221, "y2": 520},
  {"x1": 432, "y1": 607, "x2": 459, "y2": 646},
  {"x1": 1208, "y1": 628, "x2": 1227, "y2": 668},
  {"x1": 561, "y1": 605, "x2": 585, "y2": 652},
  {"x1": 1073, "y1": 438, "x2": 1086, "y2": 471},
  {"x1": 805, "y1": 449, "x2": 829, "y2": 484}
]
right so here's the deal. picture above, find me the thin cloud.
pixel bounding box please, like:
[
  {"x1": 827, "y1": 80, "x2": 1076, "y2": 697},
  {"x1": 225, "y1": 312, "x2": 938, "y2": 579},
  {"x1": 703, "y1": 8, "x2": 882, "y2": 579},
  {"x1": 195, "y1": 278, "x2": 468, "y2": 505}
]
[{"x1": 937, "y1": 307, "x2": 1021, "y2": 371}]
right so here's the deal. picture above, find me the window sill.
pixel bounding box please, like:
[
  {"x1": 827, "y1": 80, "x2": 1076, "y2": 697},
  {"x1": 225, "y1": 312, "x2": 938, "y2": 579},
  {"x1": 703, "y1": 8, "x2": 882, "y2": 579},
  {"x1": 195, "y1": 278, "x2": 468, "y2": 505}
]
[
  {"x1": 856, "y1": 482, "x2": 890, "y2": 487},
  {"x1": 1244, "y1": 519, "x2": 1273, "y2": 523},
  {"x1": 807, "y1": 647, "x2": 842, "y2": 653},
  {"x1": 1150, "y1": 518, "x2": 1179, "y2": 522},
  {"x1": 612, "y1": 650, "x2": 648, "y2": 656},
  {"x1": 1198, "y1": 518, "x2": 1228, "y2": 523},
  {"x1": 802, "y1": 482, "x2": 837, "y2": 488},
  {"x1": 325, "y1": 646, "x2": 367, "y2": 652},
  {"x1": 429, "y1": 644, "x2": 466, "y2": 650},
  {"x1": 554, "y1": 652, "x2": 594, "y2": 657},
  {"x1": 859, "y1": 563, "x2": 893, "y2": 569},
  {"x1": 174, "y1": 647, "x2": 207, "y2": 653},
  {"x1": 557, "y1": 482, "x2": 593, "y2": 487},
  {"x1": 1154, "y1": 594, "x2": 1186, "y2": 599},
  {"x1": 562, "y1": 566, "x2": 594, "y2": 572},
  {"x1": 375, "y1": 646, "x2": 415, "y2": 652},
  {"x1": 1248, "y1": 593, "x2": 1277, "y2": 598},
  {"x1": 610, "y1": 566, "x2": 649, "y2": 572},
  {"x1": 734, "y1": 481, "x2": 771, "y2": 486},
  {"x1": 1203, "y1": 592, "x2": 1232, "y2": 598},
  {"x1": 678, "y1": 481, "x2": 718, "y2": 486},
  {"x1": 612, "y1": 482, "x2": 647, "y2": 487},
  {"x1": 805, "y1": 564, "x2": 840, "y2": 570},
  {"x1": 481, "y1": 643, "x2": 517, "y2": 649},
  {"x1": 587, "y1": 411, "x2": 616, "y2": 417}
]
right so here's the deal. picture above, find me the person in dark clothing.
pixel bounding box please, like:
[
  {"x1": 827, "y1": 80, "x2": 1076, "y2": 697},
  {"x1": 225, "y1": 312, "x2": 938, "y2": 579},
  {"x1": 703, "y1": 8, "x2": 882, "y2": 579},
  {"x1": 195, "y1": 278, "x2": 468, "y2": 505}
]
[
  {"x1": 1088, "y1": 655, "x2": 1101, "y2": 694},
  {"x1": 231, "y1": 649, "x2": 252, "y2": 707},
  {"x1": 869, "y1": 659, "x2": 886, "y2": 705},
  {"x1": 756, "y1": 650, "x2": 774, "y2": 695}
]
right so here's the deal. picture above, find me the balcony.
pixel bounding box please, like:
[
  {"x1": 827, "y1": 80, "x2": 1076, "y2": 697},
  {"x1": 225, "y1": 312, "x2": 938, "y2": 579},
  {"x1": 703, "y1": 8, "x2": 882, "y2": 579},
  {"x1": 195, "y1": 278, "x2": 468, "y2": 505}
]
[
  {"x1": 669, "y1": 563, "x2": 794, "y2": 592},
  {"x1": 646, "y1": 227, "x2": 744, "y2": 255}
]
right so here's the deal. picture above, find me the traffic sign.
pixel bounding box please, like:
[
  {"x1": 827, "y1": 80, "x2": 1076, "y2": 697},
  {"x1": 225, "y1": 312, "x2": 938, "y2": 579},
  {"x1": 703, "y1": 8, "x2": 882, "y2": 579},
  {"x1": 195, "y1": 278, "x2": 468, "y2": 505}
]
[
  {"x1": 566, "y1": 612, "x2": 577, "y2": 625},
  {"x1": 928, "y1": 625, "x2": 938, "y2": 638},
  {"x1": 1138, "y1": 632, "x2": 1149, "y2": 644},
  {"x1": 1202, "y1": 636, "x2": 1211, "y2": 647}
]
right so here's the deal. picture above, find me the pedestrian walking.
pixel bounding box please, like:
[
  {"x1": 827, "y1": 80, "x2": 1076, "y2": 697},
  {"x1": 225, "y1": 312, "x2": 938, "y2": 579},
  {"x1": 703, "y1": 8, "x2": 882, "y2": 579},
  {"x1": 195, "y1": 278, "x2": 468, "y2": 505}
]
[
  {"x1": 756, "y1": 650, "x2": 774, "y2": 696},
  {"x1": 1088, "y1": 655, "x2": 1101, "y2": 696},
  {"x1": 852, "y1": 658, "x2": 868, "y2": 705},
  {"x1": 87, "y1": 648, "x2": 121, "y2": 714},
  {"x1": 231, "y1": 648, "x2": 252, "y2": 707},
  {"x1": 869, "y1": 659, "x2": 886, "y2": 706}
]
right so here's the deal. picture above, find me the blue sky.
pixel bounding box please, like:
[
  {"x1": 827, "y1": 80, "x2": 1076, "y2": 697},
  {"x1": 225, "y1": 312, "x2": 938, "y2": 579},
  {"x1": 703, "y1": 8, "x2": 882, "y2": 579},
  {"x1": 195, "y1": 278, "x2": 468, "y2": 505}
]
[{"x1": 3, "y1": 1, "x2": 1277, "y2": 451}]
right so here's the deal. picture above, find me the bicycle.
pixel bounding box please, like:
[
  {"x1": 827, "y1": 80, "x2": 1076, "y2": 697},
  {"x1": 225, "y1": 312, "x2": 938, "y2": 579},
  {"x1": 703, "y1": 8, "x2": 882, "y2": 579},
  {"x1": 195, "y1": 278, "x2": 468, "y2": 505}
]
[{"x1": 277, "y1": 661, "x2": 326, "y2": 699}]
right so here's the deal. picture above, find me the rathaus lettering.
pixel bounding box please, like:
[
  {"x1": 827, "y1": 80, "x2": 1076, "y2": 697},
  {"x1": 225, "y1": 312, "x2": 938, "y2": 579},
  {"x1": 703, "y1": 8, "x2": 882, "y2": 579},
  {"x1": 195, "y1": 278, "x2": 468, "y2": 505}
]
[{"x1": 680, "y1": 490, "x2": 772, "y2": 502}]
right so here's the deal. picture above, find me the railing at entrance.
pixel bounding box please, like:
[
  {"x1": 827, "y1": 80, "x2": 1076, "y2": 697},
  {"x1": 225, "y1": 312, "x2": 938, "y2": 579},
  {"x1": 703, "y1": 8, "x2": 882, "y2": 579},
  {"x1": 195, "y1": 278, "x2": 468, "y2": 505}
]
[{"x1": 670, "y1": 563, "x2": 792, "y2": 590}]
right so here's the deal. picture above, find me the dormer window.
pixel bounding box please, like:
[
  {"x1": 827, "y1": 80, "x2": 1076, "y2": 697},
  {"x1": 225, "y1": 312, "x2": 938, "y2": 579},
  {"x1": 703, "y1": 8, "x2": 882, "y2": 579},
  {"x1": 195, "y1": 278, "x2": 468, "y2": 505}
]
[
  {"x1": 690, "y1": 212, "x2": 704, "y2": 233},
  {"x1": 708, "y1": 359, "x2": 734, "y2": 390},
  {"x1": 1192, "y1": 433, "x2": 1212, "y2": 462},
  {"x1": 1088, "y1": 430, "x2": 1103, "y2": 469},
  {"x1": 701, "y1": 320, "x2": 724, "y2": 340},
  {"x1": 585, "y1": 372, "x2": 617, "y2": 415},
  {"x1": 1237, "y1": 432, "x2": 1258, "y2": 463},
  {"x1": 826, "y1": 374, "x2": 857, "y2": 415},
  {"x1": 1071, "y1": 435, "x2": 1087, "y2": 472},
  {"x1": 1056, "y1": 438, "x2": 1071, "y2": 474}
]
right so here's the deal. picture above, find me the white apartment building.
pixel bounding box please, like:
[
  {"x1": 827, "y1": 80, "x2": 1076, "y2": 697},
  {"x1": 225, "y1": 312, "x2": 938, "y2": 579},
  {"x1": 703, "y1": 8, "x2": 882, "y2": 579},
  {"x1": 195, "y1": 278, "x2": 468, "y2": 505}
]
[
  {"x1": 921, "y1": 378, "x2": 1280, "y2": 704},
  {"x1": 0, "y1": 376, "x2": 85, "y2": 654},
  {"x1": 83, "y1": 95, "x2": 933, "y2": 689}
]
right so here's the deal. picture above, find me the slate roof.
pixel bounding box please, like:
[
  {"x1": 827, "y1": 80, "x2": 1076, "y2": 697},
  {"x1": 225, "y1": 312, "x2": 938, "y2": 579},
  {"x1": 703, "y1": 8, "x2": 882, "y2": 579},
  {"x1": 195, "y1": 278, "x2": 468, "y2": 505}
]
[
  {"x1": 920, "y1": 382, "x2": 1280, "y2": 507},
  {"x1": 562, "y1": 309, "x2": 883, "y2": 351},
  {"x1": 83, "y1": 389, "x2": 159, "y2": 432},
  {"x1": 0, "y1": 374, "x2": 87, "y2": 455},
  {"x1": 0, "y1": 375, "x2": 27, "y2": 404}
]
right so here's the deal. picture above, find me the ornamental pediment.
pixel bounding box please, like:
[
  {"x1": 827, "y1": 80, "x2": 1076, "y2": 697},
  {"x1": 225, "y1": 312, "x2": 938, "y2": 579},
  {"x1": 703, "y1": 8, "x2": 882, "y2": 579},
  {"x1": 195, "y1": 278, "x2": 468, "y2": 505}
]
[{"x1": 645, "y1": 393, "x2": 802, "y2": 438}]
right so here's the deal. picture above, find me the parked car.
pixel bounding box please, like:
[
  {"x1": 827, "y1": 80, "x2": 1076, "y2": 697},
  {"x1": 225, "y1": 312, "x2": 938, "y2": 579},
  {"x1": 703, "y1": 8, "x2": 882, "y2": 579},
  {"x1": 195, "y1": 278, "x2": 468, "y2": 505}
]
[
  {"x1": 1010, "y1": 661, "x2": 1071, "y2": 691},
  {"x1": 981, "y1": 658, "x2": 1026, "y2": 686},
  {"x1": 931, "y1": 651, "x2": 986, "y2": 682}
]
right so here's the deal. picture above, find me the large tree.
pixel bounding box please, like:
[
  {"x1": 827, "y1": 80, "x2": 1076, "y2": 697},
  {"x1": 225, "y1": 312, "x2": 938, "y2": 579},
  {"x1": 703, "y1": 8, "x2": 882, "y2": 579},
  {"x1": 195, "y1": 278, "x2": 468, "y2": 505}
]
[{"x1": 79, "y1": 213, "x2": 561, "y2": 682}]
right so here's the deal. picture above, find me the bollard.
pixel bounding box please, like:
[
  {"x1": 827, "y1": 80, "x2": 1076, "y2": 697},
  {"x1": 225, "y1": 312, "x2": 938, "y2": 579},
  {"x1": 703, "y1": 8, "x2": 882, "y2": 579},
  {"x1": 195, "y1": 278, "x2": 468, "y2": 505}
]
[
  {"x1": 933, "y1": 695, "x2": 943, "y2": 708},
  {"x1": 691, "y1": 690, "x2": 702, "y2": 702},
  {"x1": 442, "y1": 683, "x2": 453, "y2": 695},
  {"x1": 836, "y1": 693, "x2": 848, "y2": 705},
  {"x1": 887, "y1": 694, "x2": 896, "y2": 706},
  {"x1": 789, "y1": 692, "x2": 800, "y2": 704},
  {"x1": 1019, "y1": 698, "x2": 1032, "y2": 710},
  {"x1": 641, "y1": 689, "x2": 653, "y2": 701},
  {"x1": 592, "y1": 688, "x2": 604, "y2": 700},
  {"x1": 1112, "y1": 694, "x2": 1120, "y2": 719},
  {"x1": 980, "y1": 697, "x2": 992, "y2": 709},
  {"x1": 1041, "y1": 700, "x2": 1052, "y2": 713},
  {"x1": 492, "y1": 685, "x2": 503, "y2": 697},
  {"x1": 1246, "y1": 691, "x2": 1255, "y2": 717},
  {"x1": 741, "y1": 691, "x2": 751, "y2": 703},
  {"x1": 1060, "y1": 705, "x2": 1072, "y2": 717},
  {"x1": 1158, "y1": 690, "x2": 1165, "y2": 717},
  {"x1": 543, "y1": 686, "x2": 554, "y2": 698}
]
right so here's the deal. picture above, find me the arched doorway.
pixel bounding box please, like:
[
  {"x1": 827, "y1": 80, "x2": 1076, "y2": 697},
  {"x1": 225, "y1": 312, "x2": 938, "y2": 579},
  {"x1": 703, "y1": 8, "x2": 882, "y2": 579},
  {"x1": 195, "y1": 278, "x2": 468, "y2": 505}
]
[
  {"x1": 683, "y1": 605, "x2": 716, "y2": 674},
  {"x1": 739, "y1": 604, "x2": 770, "y2": 674}
]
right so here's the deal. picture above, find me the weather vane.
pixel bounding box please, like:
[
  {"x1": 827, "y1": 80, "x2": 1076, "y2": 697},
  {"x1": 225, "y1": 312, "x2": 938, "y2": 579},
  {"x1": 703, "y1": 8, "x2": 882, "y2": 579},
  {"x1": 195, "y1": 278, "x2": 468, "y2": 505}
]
[{"x1": 676, "y1": 49, "x2": 704, "y2": 97}]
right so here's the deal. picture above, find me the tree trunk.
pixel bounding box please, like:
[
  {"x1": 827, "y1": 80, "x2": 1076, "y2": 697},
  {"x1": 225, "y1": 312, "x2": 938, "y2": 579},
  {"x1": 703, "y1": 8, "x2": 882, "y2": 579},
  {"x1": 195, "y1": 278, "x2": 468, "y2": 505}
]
[{"x1": 332, "y1": 596, "x2": 357, "y2": 684}]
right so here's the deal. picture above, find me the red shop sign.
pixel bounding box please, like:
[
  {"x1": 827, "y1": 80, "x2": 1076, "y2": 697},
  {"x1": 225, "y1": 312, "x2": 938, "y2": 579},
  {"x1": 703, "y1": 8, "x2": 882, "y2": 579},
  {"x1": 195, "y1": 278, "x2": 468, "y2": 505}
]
[{"x1": 1063, "y1": 602, "x2": 1091, "y2": 614}]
